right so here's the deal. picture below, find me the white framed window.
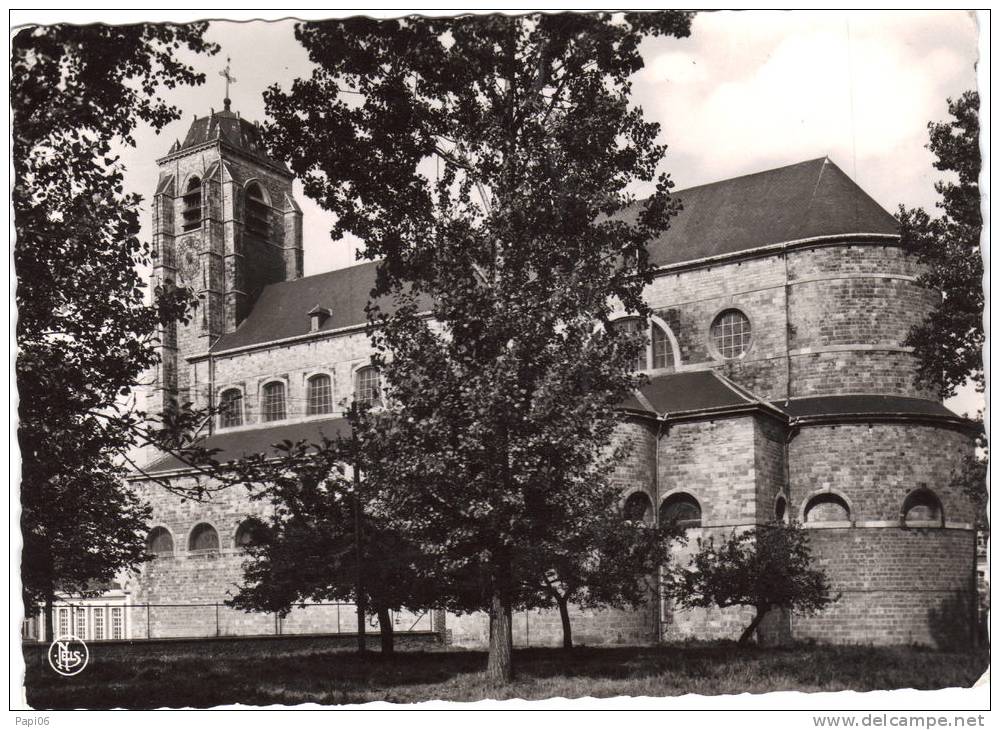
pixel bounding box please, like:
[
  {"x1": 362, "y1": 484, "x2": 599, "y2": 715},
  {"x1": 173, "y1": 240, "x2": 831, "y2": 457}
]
[
  {"x1": 306, "y1": 374, "x2": 333, "y2": 415},
  {"x1": 710, "y1": 308, "x2": 752, "y2": 360},
  {"x1": 75, "y1": 607, "x2": 88, "y2": 639},
  {"x1": 219, "y1": 388, "x2": 244, "y2": 428},
  {"x1": 611, "y1": 317, "x2": 673, "y2": 372},
  {"x1": 111, "y1": 607, "x2": 124, "y2": 639},
  {"x1": 93, "y1": 607, "x2": 105, "y2": 640},
  {"x1": 355, "y1": 366, "x2": 381, "y2": 406},
  {"x1": 57, "y1": 607, "x2": 70, "y2": 637},
  {"x1": 261, "y1": 381, "x2": 286, "y2": 422}
]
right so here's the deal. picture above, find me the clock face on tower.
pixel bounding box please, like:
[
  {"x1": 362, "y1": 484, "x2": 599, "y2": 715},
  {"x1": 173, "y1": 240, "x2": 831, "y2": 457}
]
[{"x1": 178, "y1": 241, "x2": 200, "y2": 288}]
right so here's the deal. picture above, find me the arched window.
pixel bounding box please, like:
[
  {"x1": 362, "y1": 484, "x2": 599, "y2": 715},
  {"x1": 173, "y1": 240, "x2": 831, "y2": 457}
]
[
  {"x1": 189, "y1": 523, "x2": 220, "y2": 552},
  {"x1": 306, "y1": 374, "x2": 333, "y2": 415},
  {"x1": 261, "y1": 381, "x2": 286, "y2": 422},
  {"x1": 245, "y1": 181, "x2": 269, "y2": 235},
  {"x1": 146, "y1": 527, "x2": 174, "y2": 556},
  {"x1": 182, "y1": 176, "x2": 202, "y2": 232},
  {"x1": 234, "y1": 519, "x2": 265, "y2": 548},
  {"x1": 710, "y1": 309, "x2": 752, "y2": 360},
  {"x1": 355, "y1": 366, "x2": 381, "y2": 406},
  {"x1": 804, "y1": 493, "x2": 851, "y2": 524},
  {"x1": 901, "y1": 489, "x2": 944, "y2": 527},
  {"x1": 623, "y1": 492, "x2": 654, "y2": 525},
  {"x1": 775, "y1": 495, "x2": 789, "y2": 523},
  {"x1": 660, "y1": 493, "x2": 702, "y2": 529},
  {"x1": 219, "y1": 388, "x2": 243, "y2": 428},
  {"x1": 612, "y1": 318, "x2": 673, "y2": 371},
  {"x1": 651, "y1": 321, "x2": 670, "y2": 370}
]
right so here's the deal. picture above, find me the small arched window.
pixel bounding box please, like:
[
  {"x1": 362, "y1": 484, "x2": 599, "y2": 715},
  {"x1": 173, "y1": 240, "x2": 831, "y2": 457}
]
[
  {"x1": 710, "y1": 309, "x2": 752, "y2": 360},
  {"x1": 612, "y1": 318, "x2": 673, "y2": 372},
  {"x1": 902, "y1": 489, "x2": 944, "y2": 527},
  {"x1": 219, "y1": 388, "x2": 243, "y2": 428},
  {"x1": 189, "y1": 523, "x2": 220, "y2": 552},
  {"x1": 182, "y1": 176, "x2": 202, "y2": 232},
  {"x1": 623, "y1": 492, "x2": 654, "y2": 525},
  {"x1": 660, "y1": 493, "x2": 702, "y2": 529},
  {"x1": 245, "y1": 182, "x2": 269, "y2": 235},
  {"x1": 651, "y1": 321, "x2": 670, "y2": 370},
  {"x1": 355, "y1": 366, "x2": 381, "y2": 406},
  {"x1": 235, "y1": 519, "x2": 265, "y2": 548},
  {"x1": 306, "y1": 374, "x2": 333, "y2": 415},
  {"x1": 146, "y1": 527, "x2": 174, "y2": 556},
  {"x1": 261, "y1": 381, "x2": 286, "y2": 422},
  {"x1": 804, "y1": 493, "x2": 851, "y2": 524},
  {"x1": 775, "y1": 495, "x2": 789, "y2": 523}
]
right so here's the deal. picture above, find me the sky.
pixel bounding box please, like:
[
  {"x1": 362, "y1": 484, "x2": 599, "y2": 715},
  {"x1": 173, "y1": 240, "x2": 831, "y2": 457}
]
[{"x1": 95, "y1": 10, "x2": 982, "y2": 413}]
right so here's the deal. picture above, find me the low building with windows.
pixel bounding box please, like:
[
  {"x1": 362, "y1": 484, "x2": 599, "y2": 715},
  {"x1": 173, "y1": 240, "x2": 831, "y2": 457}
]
[{"x1": 115, "y1": 102, "x2": 979, "y2": 648}]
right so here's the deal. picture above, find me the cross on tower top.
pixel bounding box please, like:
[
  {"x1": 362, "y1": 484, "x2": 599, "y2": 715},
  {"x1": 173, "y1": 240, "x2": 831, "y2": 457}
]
[{"x1": 219, "y1": 57, "x2": 237, "y2": 111}]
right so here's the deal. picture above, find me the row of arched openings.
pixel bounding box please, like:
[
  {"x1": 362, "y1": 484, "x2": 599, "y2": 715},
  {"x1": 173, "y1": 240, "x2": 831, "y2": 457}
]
[
  {"x1": 146, "y1": 521, "x2": 260, "y2": 556},
  {"x1": 218, "y1": 368, "x2": 379, "y2": 428},
  {"x1": 181, "y1": 178, "x2": 269, "y2": 234},
  {"x1": 623, "y1": 491, "x2": 702, "y2": 529},
  {"x1": 622, "y1": 488, "x2": 945, "y2": 529}
]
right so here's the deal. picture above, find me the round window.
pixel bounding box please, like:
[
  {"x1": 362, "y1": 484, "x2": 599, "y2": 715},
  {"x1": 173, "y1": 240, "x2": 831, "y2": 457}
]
[{"x1": 710, "y1": 309, "x2": 752, "y2": 359}]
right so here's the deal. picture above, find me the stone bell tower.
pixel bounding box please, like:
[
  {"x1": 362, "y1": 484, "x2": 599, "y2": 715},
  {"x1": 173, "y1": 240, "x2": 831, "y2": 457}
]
[{"x1": 147, "y1": 87, "x2": 303, "y2": 414}]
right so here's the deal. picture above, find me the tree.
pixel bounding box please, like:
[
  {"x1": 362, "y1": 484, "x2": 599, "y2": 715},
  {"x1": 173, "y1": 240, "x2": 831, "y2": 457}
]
[
  {"x1": 898, "y1": 90, "x2": 982, "y2": 398},
  {"x1": 263, "y1": 12, "x2": 693, "y2": 683},
  {"x1": 13, "y1": 24, "x2": 217, "y2": 636},
  {"x1": 224, "y1": 424, "x2": 442, "y2": 655},
  {"x1": 668, "y1": 522, "x2": 835, "y2": 645},
  {"x1": 536, "y1": 506, "x2": 679, "y2": 649}
]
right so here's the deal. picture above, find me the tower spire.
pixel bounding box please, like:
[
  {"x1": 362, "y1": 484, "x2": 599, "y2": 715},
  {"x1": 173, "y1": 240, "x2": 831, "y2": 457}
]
[{"x1": 219, "y1": 56, "x2": 237, "y2": 111}]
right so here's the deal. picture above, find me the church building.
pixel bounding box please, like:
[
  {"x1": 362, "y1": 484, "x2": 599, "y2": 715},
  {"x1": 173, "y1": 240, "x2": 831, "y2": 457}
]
[{"x1": 35, "y1": 100, "x2": 979, "y2": 648}]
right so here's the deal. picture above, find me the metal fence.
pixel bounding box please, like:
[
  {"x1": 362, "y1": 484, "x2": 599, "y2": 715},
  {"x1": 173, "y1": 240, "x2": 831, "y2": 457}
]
[{"x1": 22, "y1": 601, "x2": 434, "y2": 643}]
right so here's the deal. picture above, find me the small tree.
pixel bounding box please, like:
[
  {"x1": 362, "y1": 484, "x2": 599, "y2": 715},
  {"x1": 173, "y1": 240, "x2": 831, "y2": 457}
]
[
  {"x1": 224, "y1": 430, "x2": 439, "y2": 655},
  {"x1": 537, "y1": 508, "x2": 680, "y2": 649},
  {"x1": 668, "y1": 522, "x2": 835, "y2": 645}
]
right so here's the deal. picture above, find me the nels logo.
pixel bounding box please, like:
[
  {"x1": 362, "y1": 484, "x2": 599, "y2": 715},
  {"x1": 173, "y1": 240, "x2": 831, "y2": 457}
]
[{"x1": 48, "y1": 635, "x2": 89, "y2": 677}]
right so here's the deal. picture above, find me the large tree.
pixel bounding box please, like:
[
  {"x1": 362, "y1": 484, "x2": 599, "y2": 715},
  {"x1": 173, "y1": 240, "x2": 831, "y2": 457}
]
[
  {"x1": 13, "y1": 23, "x2": 217, "y2": 635},
  {"x1": 897, "y1": 90, "x2": 983, "y2": 398},
  {"x1": 264, "y1": 12, "x2": 692, "y2": 684}
]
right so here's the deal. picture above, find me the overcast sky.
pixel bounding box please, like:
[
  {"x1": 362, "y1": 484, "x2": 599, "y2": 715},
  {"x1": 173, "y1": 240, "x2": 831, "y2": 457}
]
[{"x1": 94, "y1": 10, "x2": 981, "y2": 413}]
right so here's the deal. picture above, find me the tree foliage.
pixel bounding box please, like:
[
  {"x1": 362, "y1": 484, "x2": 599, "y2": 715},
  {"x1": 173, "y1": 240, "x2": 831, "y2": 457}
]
[
  {"x1": 668, "y1": 522, "x2": 835, "y2": 644},
  {"x1": 898, "y1": 90, "x2": 983, "y2": 398},
  {"x1": 264, "y1": 12, "x2": 692, "y2": 682},
  {"x1": 223, "y1": 425, "x2": 442, "y2": 654},
  {"x1": 13, "y1": 23, "x2": 217, "y2": 622}
]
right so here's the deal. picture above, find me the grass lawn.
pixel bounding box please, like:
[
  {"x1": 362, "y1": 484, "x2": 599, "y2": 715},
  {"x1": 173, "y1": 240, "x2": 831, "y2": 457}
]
[{"x1": 23, "y1": 639, "x2": 989, "y2": 708}]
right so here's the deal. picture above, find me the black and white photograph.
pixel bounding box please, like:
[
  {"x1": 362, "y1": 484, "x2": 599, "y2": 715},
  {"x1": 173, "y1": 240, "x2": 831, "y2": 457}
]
[{"x1": 10, "y1": 8, "x2": 989, "y2": 716}]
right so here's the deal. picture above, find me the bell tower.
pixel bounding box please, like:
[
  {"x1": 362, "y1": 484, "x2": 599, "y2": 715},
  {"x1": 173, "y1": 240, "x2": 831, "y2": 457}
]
[{"x1": 147, "y1": 87, "x2": 303, "y2": 414}]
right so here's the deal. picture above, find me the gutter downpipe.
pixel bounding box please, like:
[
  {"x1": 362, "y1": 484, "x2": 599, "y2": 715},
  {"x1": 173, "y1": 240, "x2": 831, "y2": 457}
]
[{"x1": 654, "y1": 412, "x2": 668, "y2": 643}]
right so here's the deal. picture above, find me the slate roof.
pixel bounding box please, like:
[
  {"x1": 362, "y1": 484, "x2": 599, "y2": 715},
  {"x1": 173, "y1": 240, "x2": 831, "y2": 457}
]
[
  {"x1": 207, "y1": 158, "x2": 897, "y2": 351},
  {"x1": 211, "y1": 261, "x2": 434, "y2": 352},
  {"x1": 624, "y1": 157, "x2": 899, "y2": 268},
  {"x1": 164, "y1": 108, "x2": 290, "y2": 173},
  {"x1": 143, "y1": 417, "x2": 352, "y2": 474},
  {"x1": 619, "y1": 370, "x2": 769, "y2": 417},
  {"x1": 773, "y1": 395, "x2": 961, "y2": 421}
]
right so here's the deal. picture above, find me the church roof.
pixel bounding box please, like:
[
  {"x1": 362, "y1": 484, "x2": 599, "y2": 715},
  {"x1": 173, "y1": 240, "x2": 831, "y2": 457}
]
[
  {"x1": 619, "y1": 370, "x2": 771, "y2": 418},
  {"x1": 166, "y1": 107, "x2": 290, "y2": 173},
  {"x1": 211, "y1": 261, "x2": 434, "y2": 353},
  {"x1": 207, "y1": 157, "x2": 898, "y2": 354},
  {"x1": 142, "y1": 417, "x2": 352, "y2": 475},
  {"x1": 773, "y1": 394, "x2": 963, "y2": 421},
  {"x1": 631, "y1": 157, "x2": 899, "y2": 268}
]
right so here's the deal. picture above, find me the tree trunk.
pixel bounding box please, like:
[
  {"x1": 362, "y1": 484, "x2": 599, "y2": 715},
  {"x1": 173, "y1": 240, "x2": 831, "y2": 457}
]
[
  {"x1": 352, "y1": 454, "x2": 366, "y2": 653},
  {"x1": 377, "y1": 605, "x2": 394, "y2": 655},
  {"x1": 44, "y1": 594, "x2": 54, "y2": 642},
  {"x1": 738, "y1": 606, "x2": 768, "y2": 645},
  {"x1": 557, "y1": 597, "x2": 573, "y2": 649},
  {"x1": 486, "y1": 589, "x2": 513, "y2": 685}
]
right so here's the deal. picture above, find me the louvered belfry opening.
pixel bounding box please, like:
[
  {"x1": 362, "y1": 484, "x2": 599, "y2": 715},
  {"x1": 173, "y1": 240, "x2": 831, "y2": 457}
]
[
  {"x1": 245, "y1": 182, "x2": 269, "y2": 235},
  {"x1": 181, "y1": 176, "x2": 202, "y2": 232}
]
